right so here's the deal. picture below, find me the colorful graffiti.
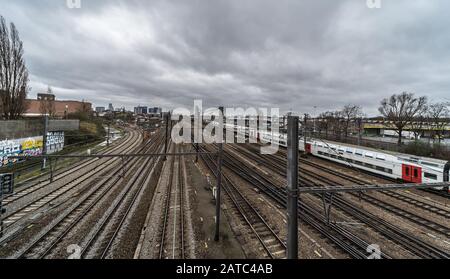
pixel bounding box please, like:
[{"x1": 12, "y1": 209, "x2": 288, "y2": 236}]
[{"x1": 0, "y1": 136, "x2": 44, "y2": 167}]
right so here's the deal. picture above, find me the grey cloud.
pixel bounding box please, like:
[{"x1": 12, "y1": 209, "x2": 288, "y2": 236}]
[{"x1": 1, "y1": 0, "x2": 449, "y2": 115}]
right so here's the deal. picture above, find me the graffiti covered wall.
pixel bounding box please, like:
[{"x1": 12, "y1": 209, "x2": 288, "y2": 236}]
[
  {"x1": 0, "y1": 136, "x2": 44, "y2": 167},
  {"x1": 47, "y1": 131, "x2": 65, "y2": 154},
  {"x1": 1, "y1": 131, "x2": 66, "y2": 167}
]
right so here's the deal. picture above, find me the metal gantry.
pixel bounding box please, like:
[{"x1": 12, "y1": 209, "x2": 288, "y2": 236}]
[
  {"x1": 7, "y1": 113, "x2": 225, "y2": 243},
  {"x1": 4, "y1": 114, "x2": 450, "y2": 258}
]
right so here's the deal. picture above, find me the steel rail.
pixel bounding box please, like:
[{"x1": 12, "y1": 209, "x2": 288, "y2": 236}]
[
  {"x1": 80, "y1": 134, "x2": 165, "y2": 259},
  {"x1": 14, "y1": 132, "x2": 161, "y2": 259},
  {"x1": 198, "y1": 145, "x2": 287, "y2": 259},
  {"x1": 232, "y1": 144, "x2": 449, "y2": 259},
  {"x1": 2, "y1": 130, "x2": 138, "y2": 206}
]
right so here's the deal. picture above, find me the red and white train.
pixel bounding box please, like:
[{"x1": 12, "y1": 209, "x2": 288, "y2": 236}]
[{"x1": 224, "y1": 124, "x2": 450, "y2": 192}]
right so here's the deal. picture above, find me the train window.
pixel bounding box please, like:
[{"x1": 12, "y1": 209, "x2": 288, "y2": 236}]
[
  {"x1": 376, "y1": 166, "x2": 385, "y2": 172},
  {"x1": 403, "y1": 157, "x2": 419, "y2": 163},
  {"x1": 422, "y1": 161, "x2": 439, "y2": 168},
  {"x1": 355, "y1": 150, "x2": 363, "y2": 156},
  {"x1": 376, "y1": 155, "x2": 386, "y2": 161},
  {"x1": 405, "y1": 167, "x2": 410, "y2": 176},
  {"x1": 365, "y1": 152, "x2": 374, "y2": 158},
  {"x1": 414, "y1": 169, "x2": 418, "y2": 178},
  {"x1": 346, "y1": 149, "x2": 353, "y2": 154},
  {"x1": 424, "y1": 172, "x2": 438, "y2": 180},
  {"x1": 364, "y1": 163, "x2": 374, "y2": 168}
]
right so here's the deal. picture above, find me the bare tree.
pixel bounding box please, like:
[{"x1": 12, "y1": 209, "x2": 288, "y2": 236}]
[
  {"x1": 79, "y1": 99, "x2": 92, "y2": 114},
  {"x1": 0, "y1": 15, "x2": 29, "y2": 119},
  {"x1": 379, "y1": 92, "x2": 427, "y2": 145},
  {"x1": 409, "y1": 105, "x2": 429, "y2": 141},
  {"x1": 331, "y1": 110, "x2": 344, "y2": 139},
  {"x1": 428, "y1": 102, "x2": 449, "y2": 143},
  {"x1": 341, "y1": 104, "x2": 363, "y2": 138},
  {"x1": 317, "y1": 111, "x2": 335, "y2": 138},
  {"x1": 39, "y1": 86, "x2": 56, "y2": 117},
  {"x1": 410, "y1": 115, "x2": 427, "y2": 141}
]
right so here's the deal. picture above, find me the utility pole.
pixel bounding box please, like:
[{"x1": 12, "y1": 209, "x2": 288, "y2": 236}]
[
  {"x1": 303, "y1": 114, "x2": 308, "y2": 154},
  {"x1": 195, "y1": 110, "x2": 200, "y2": 163},
  {"x1": 214, "y1": 106, "x2": 224, "y2": 242},
  {"x1": 357, "y1": 118, "x2": 362, "y2": 146},
  {"x1": 164, "y1": 112, "x2": 170, "y2": 161},
  {"x1": 107, "y1": 123, "x2": 111, "y2": 147},
  {"x1": 313, "y1": 106, "x2": 317, "y2": 137},
  {"x1": 287, "y1": 115, "x2": 299, "y2": 259},
  {"x1": 42, "y1": 114, "x2": 49, "y2": 170}
]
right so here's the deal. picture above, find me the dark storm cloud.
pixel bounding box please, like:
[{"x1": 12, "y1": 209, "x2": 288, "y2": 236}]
[{"x1": 1, "y1": 0, "x2": 449, "y2": 115}]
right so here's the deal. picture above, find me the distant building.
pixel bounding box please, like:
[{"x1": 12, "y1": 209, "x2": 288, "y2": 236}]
[
  {"x1": 148, "y1": 107, "x2": 162, "y2": 114},
  {"x1": 134, "y1": 106, "x2": 148, "y2": 115},
  {"x1": 37, "y1": 93, "x2": 55, "y2": 101},
  {"x1": 108, "y1": 103, "x2": 114, "y2": 111},
  {"x1": 24, "y1": 94, "x2": 92, "y2": 118},
  {"x1": 96, "y1": 107, "x2": 106, "y2": 113}
]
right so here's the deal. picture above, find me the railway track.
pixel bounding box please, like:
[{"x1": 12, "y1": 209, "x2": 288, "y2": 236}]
[
  {"x1": 299, "y1": 158, "x2": 450, "y2": 219},
  {"x1": 13, "y1": 131, "x2": 162, "y2": 259},
  {"x1": 302, "y1": 169, "x2": 450, "y2": 238},
  {"x1": 227, "y1": 143, "x2": 449, "y2": 259},
  {"x1": 158, "y1": 149, "x2": 186, "y2": 259},
  {"x1": 200, "y1": 144, "x2": 387, "y2": 259},
  {"x1": 199, "y1": 146, "x2": 287, "y2": 259},
  {"x1": 238, "y1": 143, "x2": 450, "y2": 230},
  {"x1": 1, "y1": 131, "x2": 142, "y2": 230},
  {"x1": 2, "y1": 129, "x2": 138, "y2": 207},
  {"x1": 278, "y1": 154, "x2": 449, "y2": 237},
  {"x1": 1, "y1": 137, "x2": 102, "y2": 178},
  {"x1": 79, "y1": 133, "x2": 165, "y2": 259}
]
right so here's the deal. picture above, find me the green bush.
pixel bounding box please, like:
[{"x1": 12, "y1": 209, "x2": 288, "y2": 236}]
[
  {"x1": 400, "y1": 141, "x2": 450, "y2": 160},
  {"x1": 65, "y1": 119, "x2": 106, "y2": 146}
]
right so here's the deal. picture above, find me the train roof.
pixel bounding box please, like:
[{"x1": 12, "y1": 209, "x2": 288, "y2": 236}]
[{"x1": 311, "y1": 138, "x2": 449, "y2": 167}]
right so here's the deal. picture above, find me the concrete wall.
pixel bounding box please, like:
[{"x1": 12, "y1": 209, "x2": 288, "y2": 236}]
[
  {"x1": 0, "y1": 119, "x2": 79, "y2": 139},
  {"x1": 0, "y1": 119, "x2": 43, "y2": 139},
  {"x1": 48, "y1": 120, "x2": 79, "y2": 132}
]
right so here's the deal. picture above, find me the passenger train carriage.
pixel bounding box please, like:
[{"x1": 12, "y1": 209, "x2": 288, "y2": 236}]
[{"x1": 223, "y1": 123, "x2": 450, "y2": 192}]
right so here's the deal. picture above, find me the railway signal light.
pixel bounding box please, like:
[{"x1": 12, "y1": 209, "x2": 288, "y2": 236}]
[
  {"x1": 1, "y1": 173, "x2": 14, "y2": 195},
  {"x1": 1, "y1": 174, "x2": 14, "y2": 238}
]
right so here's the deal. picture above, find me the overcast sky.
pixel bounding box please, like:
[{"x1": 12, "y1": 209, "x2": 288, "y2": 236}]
[{"x1": 1, "y1": 0, "x2": 449, "y2": 115}]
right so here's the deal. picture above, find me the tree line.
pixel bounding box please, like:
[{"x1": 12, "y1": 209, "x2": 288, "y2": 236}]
[{"x1": 314, "y1": 92, "x2": 449, "y2": 146}]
